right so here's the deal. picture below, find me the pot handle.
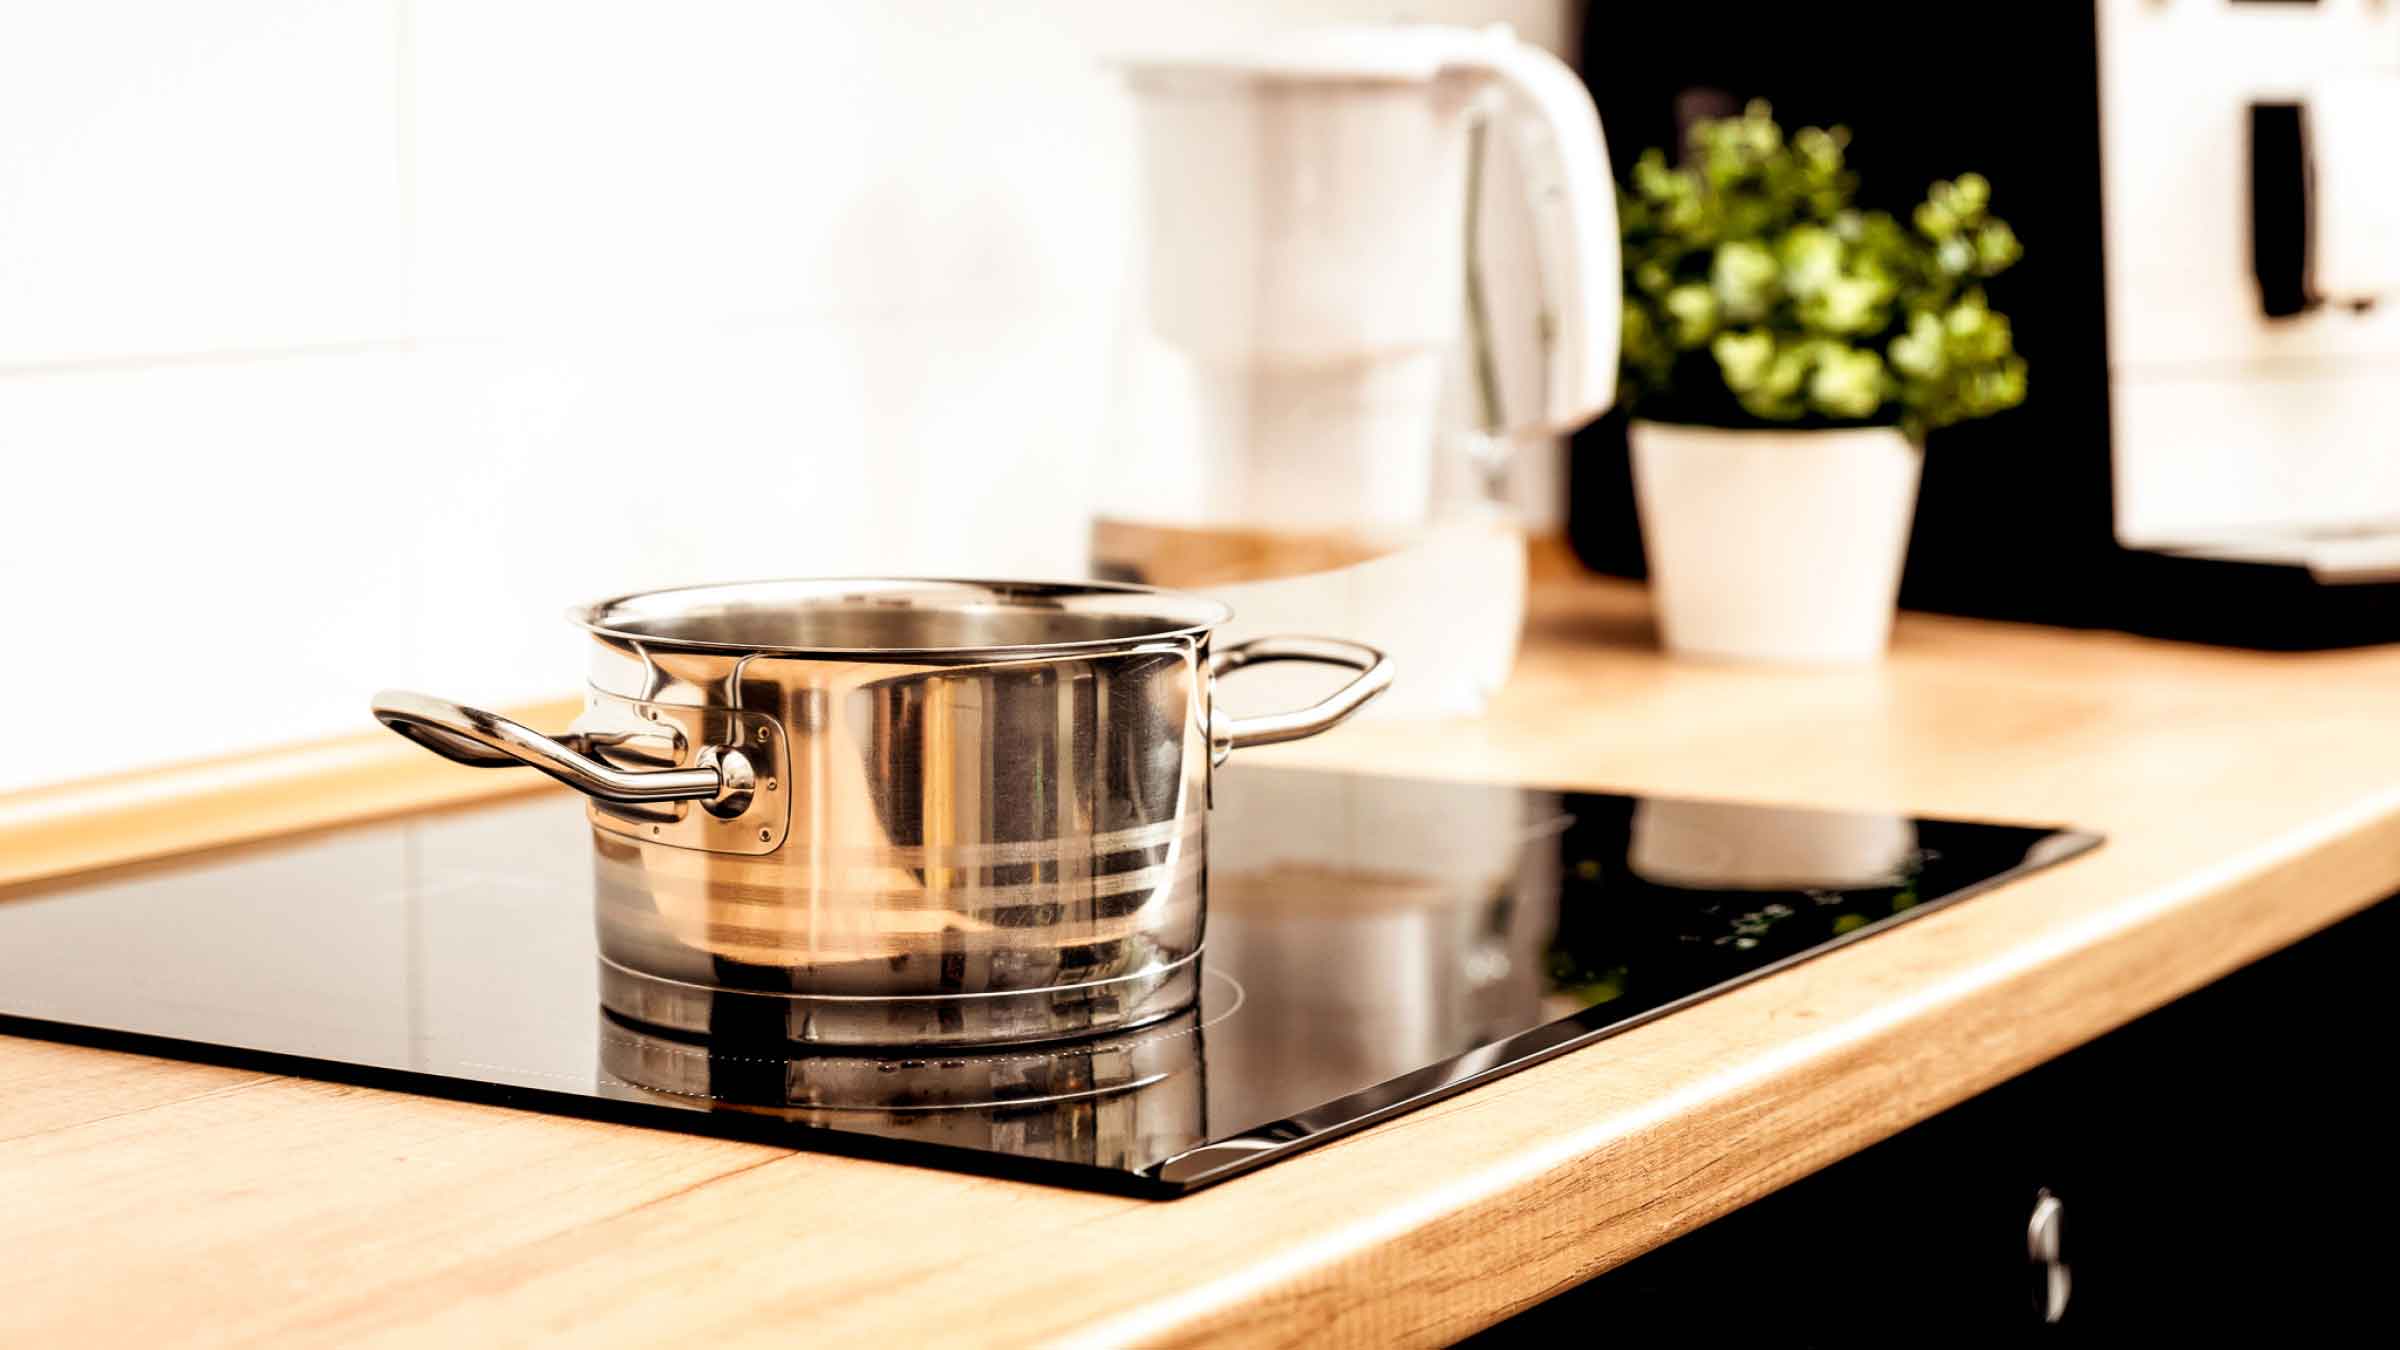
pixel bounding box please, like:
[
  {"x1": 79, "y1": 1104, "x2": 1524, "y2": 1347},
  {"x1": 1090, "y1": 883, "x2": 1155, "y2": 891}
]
[
  {"x1": 1209, "y1": 637, "x2": 1393, "y2": 758},
  {"x1": 371, "y1": 690, "x2": 757, "y2": 817}
]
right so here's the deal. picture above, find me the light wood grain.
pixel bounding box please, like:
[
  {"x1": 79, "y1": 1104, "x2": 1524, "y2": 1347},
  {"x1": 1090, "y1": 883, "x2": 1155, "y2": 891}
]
[
  {"x1": 10, "y1": 569, "x2": 2400, "y2": 1347},
  {"x1": 0, "y1": 697, "x2": 582, "y2": 889},
  {"x1": 0, "y1": 1038, "x2": 270, "y2": 1146},
  {"x1": 0, "y1": 1071, "x2": 785, "y2": 1346}
]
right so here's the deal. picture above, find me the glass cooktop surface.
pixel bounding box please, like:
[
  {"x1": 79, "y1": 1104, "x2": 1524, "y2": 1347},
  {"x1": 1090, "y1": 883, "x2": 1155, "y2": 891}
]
[{"x1": 0, "y1": 766, "x2": 2097, "y2": 1196}]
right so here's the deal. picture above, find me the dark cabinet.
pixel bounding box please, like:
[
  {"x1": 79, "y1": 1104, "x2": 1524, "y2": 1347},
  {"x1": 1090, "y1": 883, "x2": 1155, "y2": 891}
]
[{"x1": 1470, "y1": 895, "x2": 2400, "y2": 1343}]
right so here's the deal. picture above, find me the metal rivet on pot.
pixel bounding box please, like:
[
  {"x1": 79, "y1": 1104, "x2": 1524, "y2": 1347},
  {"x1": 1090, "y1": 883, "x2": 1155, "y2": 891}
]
[
  {"x1": 756, "y1": 727, "x2": 771, "y2": 743},
  {"x1": 651, "y1": 825, "x2": 660, "y2": 835},
  {"x1": 765, "y1": 778, "x2": 777, "y2": 792},
  {"x1": 758, "y1": 828, "x2": 772, "y2": 842}
]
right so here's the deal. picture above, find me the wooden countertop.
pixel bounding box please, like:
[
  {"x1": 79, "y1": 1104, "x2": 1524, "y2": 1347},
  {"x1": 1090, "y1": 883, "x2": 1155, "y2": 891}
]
[{"x1": 10, "y1": 567, "x2": 2400, "y2": 1346}]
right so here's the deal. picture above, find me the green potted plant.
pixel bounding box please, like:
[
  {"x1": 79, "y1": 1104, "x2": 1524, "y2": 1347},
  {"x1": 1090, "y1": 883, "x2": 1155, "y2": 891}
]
[{"x1": 1617, "y1": 102, "x2": 2028, "y2": 663}]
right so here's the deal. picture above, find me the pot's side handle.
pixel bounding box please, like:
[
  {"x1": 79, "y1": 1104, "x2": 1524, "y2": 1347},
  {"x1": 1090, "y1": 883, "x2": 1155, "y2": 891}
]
[
  {"x1": 1209, "y1": 637, "x2": 1393, "y2": 760},
  {"x1": 371, "y1": 690, "x2": 756, "y2": 818}
]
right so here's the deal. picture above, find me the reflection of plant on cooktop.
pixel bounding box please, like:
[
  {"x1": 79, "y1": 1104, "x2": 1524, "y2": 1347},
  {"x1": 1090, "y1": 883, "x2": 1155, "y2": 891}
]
[{"x1": 1543, "y1": 795, "x2": 1936, "y2": 1015}]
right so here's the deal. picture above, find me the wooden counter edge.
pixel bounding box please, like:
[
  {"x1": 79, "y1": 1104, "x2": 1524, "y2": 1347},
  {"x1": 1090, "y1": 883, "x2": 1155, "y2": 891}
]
[{"x1": 0, "y1": 697, "x2": 583, "y2": 890}]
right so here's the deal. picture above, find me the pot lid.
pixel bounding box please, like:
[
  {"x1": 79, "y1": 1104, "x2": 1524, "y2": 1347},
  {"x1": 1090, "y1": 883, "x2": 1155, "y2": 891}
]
[{"x1": 567, "y1": 577, "x2": 1234, "y2": 659}]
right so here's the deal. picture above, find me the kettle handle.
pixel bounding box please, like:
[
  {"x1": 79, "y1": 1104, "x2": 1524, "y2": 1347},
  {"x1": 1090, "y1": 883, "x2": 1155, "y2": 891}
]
[{"x1": 1449, "y1": 28, "x2": 1621, "y2": 430}]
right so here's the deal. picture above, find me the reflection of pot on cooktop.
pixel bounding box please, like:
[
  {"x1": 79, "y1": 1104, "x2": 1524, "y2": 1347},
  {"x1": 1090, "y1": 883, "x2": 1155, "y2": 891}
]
[
  {"x1": 1201, "y1": 772, "x2": 1569, "y2": 1110},
  {"x1": 594, "y1": 972, "x2": 1231, "y2": 1172}
]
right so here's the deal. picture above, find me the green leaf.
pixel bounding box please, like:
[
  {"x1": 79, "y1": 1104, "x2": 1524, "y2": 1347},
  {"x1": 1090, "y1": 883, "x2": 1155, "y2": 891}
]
[
  {"x1": 1614, "y1": 102, "x2": 2025, "y2": 432},
  {"x1": 1888, "y1": 311, "x2": 1947, "y2": 379},
  {"x1": 1711, "y1": 329, "x2": 1776, "y2": 391},
  {"x1": 1663, "y1": 283, "x2": 1719, "y2": 347},
  {"x1": 1808, "y1": 345, "x2": 1887, "y2": 419},
  {"x1": 1711, "y1": 240, "x2": 1779, "y2": 322}
]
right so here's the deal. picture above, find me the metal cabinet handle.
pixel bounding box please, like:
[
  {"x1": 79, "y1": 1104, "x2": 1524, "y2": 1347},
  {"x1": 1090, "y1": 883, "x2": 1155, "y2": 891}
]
[
  {"x1": 1209, "y1": 636, "x2": 1393, "y2": 757},
  {"x1": 2027, "y1": 1188, "x2": 2070, "y2": 1325},
  {"x1": 372, "y1": 690, "x2": 756, "y2": 817}
]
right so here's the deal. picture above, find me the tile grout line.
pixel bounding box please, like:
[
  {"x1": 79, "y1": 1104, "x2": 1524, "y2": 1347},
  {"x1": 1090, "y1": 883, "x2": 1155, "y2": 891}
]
[{"x1": 392, "y1": 0, "x2": 418, "y2": 340}]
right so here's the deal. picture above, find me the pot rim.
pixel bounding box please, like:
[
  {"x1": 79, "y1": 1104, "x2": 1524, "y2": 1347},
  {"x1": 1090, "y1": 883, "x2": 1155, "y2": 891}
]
[{"x1": 566, "y1": 576, "x2": 1237, "y2": 660}]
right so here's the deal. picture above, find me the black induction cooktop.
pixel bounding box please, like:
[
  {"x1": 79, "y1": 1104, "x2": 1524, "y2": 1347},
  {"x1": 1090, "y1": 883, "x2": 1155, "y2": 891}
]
[{"x1": 0, "y1": 766, "x2": 2096, "y2": 1196}]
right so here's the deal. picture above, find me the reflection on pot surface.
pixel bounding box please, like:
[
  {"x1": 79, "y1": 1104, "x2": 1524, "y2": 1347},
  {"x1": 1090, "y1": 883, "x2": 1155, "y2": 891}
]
[{"x1": 577, "y1": 631, "x2": 1216, "y2": 1037}]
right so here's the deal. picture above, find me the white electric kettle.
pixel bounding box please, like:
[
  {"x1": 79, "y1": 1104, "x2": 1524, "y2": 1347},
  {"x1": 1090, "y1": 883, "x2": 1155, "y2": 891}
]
[{"x1": 1097, "y1": 24, "x2": 1620, "y2": 716}]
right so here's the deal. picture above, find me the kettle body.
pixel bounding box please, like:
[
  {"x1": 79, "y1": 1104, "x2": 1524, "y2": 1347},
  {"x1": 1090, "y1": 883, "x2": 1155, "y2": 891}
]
[{"x1": 1098, "y1": 25, "x2": 1621, "y2": 716}]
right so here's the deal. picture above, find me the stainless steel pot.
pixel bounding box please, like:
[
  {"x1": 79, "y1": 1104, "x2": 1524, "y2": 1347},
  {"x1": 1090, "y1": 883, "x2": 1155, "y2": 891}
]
[{"x1": 373, "y1": 578, "x2": 1387, "y2": 1046}]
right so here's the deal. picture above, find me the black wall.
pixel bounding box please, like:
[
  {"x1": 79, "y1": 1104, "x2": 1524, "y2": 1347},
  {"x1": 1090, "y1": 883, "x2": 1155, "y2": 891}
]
[{"x1": 1569, "y1": 4, "x2": 2120, "y2": 628}]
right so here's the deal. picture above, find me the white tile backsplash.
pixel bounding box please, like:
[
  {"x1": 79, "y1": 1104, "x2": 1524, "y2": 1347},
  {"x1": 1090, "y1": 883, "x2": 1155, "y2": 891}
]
[
  {"x1": 0, "y1": 1, "x2": 407, "y2": 366},
  {"x1": 406, "y1": 0, "x2": 889, "y2": 334},
  {"x1": 0, "y1": 0, "x2": 1570, "y2": 794},
  {"x1": 3, "y1": 349, "x2": 446, "y2": 780},
  {"x1": 0, "y1": 331, "x2": 886, "y2": 788}
]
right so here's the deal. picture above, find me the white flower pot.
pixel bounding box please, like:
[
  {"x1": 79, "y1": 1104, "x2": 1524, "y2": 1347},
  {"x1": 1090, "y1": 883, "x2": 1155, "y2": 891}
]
[{"x1": 1629, "y1": 420, "x2": 1922, "y2": 665}]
